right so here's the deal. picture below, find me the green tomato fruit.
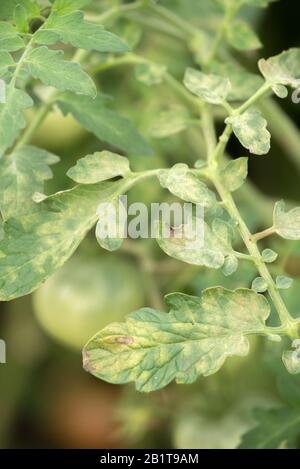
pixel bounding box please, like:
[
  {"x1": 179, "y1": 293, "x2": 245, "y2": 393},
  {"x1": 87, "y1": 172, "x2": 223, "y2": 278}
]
[{"x1": 33, "y1": 255, "x2": 144, "y2": 350}]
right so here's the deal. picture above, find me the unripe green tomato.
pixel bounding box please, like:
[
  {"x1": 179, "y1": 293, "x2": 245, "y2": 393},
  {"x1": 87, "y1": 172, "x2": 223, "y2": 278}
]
[{"x1": 33, "y1": 255, "x2": 144, "y2": 350}]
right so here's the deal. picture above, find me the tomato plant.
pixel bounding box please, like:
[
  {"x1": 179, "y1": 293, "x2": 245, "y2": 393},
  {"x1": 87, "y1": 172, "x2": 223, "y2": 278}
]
[{"x1": 1, "y1": 0, "x2": 300, "y2": 449}]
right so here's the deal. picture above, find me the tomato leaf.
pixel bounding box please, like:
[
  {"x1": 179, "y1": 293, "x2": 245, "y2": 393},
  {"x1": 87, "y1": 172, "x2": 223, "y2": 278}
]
[
  {"x1": 226, "y1": 108, "x2": 271, "y2": 155},
  {"x1": 239, "y1": 408, "x2": 300, "y2": 449},
  {"x1": 0, "y1": 85, "x2": 33, "y2": 156},
  {"x1": 184, "y1": 68, "x2": 231, "y2": 105},
  {"x1": 273, "y1": 200, "x2": 300, "y2": 240},
  {"x1": 35, "y1": 11, "x2": 129, "y2": 53},
  {"x1": 67, "y1": 151, "x2": 131, "y2": 184},
  {"x1": 158, "y1": 164, "x2": 216, "y2": 206},
  {"x1": 221, "y1": 157, "x2": 248, "y2": 192},
  {"x1": 226, "y1": 20, "x2": 262, "y2": 51},
  {"x1": 0, "y1": 145, "x2": 59, "y2": 220},
  {"x1": 26, "y1": 46, "x2": 97, "y2": 97},
  {"x1": 83, "y1": 287, "x2": 270, "y2": 392},
  {"x1": 0, "y1": 179, "x2": 131, "y2": 301},
  {"x1": 57, "y1": 93, "x2": 153, "y2": 155}
]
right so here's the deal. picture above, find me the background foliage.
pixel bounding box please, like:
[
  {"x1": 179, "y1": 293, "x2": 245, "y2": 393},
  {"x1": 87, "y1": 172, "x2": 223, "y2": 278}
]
[{"x1": 1, "y1": 0, "x2": 300, "y2": 449}]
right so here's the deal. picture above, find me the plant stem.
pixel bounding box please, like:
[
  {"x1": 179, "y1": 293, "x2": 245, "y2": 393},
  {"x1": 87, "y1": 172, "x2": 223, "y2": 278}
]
[
  {"x1": 89, "y1": 0, "x2": 145, "y2": 24},
  {"x1": 252, "y1": 226, "x2": 276, "y2": 242},
  {"x1": 214, "y1": 177, "x2": 295, "y2": 333},
  {"x1": 148, "y1": 2, "x2": 199, "y2": 37},
  {"x1": 201, "y1": 108, "x2": 296, "y2": 334},
  {"x1": 14, "y1": 95, "x2": 57, "y2": 150}
]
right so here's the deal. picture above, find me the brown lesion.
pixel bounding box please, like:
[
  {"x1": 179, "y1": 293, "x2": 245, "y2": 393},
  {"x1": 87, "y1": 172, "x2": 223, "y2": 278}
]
[{"x1": 115, "y1": 336, "x2": 135, "y2": 345}]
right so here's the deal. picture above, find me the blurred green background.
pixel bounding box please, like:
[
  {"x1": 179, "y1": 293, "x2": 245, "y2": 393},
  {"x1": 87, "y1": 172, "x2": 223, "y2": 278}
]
[{"x1": 1, "y1": 0, "x2": 300, "y2": 449}]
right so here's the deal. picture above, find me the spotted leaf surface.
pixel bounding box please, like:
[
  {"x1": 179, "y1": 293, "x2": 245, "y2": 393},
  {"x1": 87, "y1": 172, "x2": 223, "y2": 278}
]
[
  {"x1": 226, "y1": 108, "x2": 271, "y2": 155},
  {"x1": 83, "y1": 288, "x2": 270, "y2": 392},
  {"x1": 67, "y1": 151, "x2": 130, "y2": 184}
]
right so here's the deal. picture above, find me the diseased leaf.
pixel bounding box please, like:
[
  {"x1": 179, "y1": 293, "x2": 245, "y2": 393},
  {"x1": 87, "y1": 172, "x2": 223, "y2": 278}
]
[
  {"x1": 226, "y1": 108, "x2": 271, "y2": 155},
  {"x1": 158, "y1": 164, "x2": 216, "y2": 207},
  {"x1": 276, "y1": 275, "x2": 293, "y2": 290},
  {"x1": 239, "y1": 408, "x2": 300, "y2": 449},
  {"x1": 0, "y1": 85, "x2": 33, "y2": 156},
  {"x1": 134, "y1": 62, "x2": 167, "y2": 86},
  {"x1": 156, "y1": 217, "x2": 233, "y2": 270},
  {"x1": 252, "y1": 277, "x2": 268, "y2": 293},
  {"x1": 273, "y1": 200, "x2": 300, "y2": 240},
  {"x1": 67, "y1": 151, "x2": 130, "y2": 184},
  {"x1": 210, "y1": 62, "x2": 263, "y2": 102},
  {"x1": 0, "y1": 51, "x2": 14, "y2": 77},
  {"x1": 184, "y1": 68, "x2": 231, "y2": 105},
  {"x1": 283, "y1": 349, "x2": 300, "y2": 375},
  {"x1": 57, "y1": 93, "x2": 153, "y2": 155},
  {"x1": 262, "y1": 249, "x2": 278, "y2": 263},
  {"x1": 95, "y1": 198, "x2": 124, "y2": 252},
  {"x1": 0, "y1": 22, "x2": 25, "y2": 51},
  {"x1": 272, "y1": 84, "x2": 288, "y2": 99},
  {"x1": 226, "y1": 20, "x2": 262, "y2": 51},
  {"x1": 221, "y1": 157, "x2": 248, "y2": 192},
  {"x1": 0, "y1": 179, "x2": 131, "y2": 301},
  {"x1": 149, "y1": 108, "x2": 190, "y2": 138},
  {"x1": 83, "y1": 287, "x2": 270, "y2": 392},
  {"x1": 222, "y1": 254, "x2": 238, "y2": 276},
  {"x1": 35, "y1": 11, "x2": 129, "y2": 53},
  {"x1": 259, "y1": 49, "x2": 300, "y2": 88},
  {"x1": 26, "y1": 46, "x2": 97, "y2": 97},
  {"x1": 0, "y1": 145, "x2": 59, "y2": 220}
]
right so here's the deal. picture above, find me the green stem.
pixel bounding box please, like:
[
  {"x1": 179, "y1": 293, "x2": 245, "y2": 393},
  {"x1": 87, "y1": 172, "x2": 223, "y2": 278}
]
[
  {"x1": 148, "y1": 2, "x2": 199, "y2": 37},
  {"x1": 89, "y1": 0, "x2": 145, "y2": 24},
  {"x1": 252, "y1": 226, "x2": 276, "y2": 242},
  {"x1": 201, "y1": 109, "x2": 296, "y2": 334},
  {"x1": 213, "y1": 175, "x2": 295, "y2": 332}
]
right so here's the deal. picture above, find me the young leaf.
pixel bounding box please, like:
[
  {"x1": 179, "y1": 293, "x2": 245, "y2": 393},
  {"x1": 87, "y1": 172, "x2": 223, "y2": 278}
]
[
  {"x1": 35, "y1": 11, "x2": 129, "y2": 53},
  {"x1": 0, "y1": 145, "x2": 59, "y2": 220},
  {"x1": 273, "y1": 200, "x2": 300, "y2": 240},
  {"x1": 134, "y1": 62, "x2": 167, "y2": 86},
  {"x1": 226, "y1": 108, "x2": 271, "y2": 155},
  {"x1": 221, "y1": 157, "x2": 248, "y2": 192},
  {"x1": 184, "y1": 68, "x2": 231, "y2": 105},
  {"x1": 0, "y1": 179, "x2": 131, "y2": 301},
  {"x1": 0, "y1": 86, "x2": 33, "y2": 156},
  {"x1": 57, "y1": 93, "x2": 153, "y2": 156},
  {"x1": 210, "y1": 62, "x2": 263, "y2": 102},
  {"x1": 158, "y1": 164, "x2": 216, "y2": 207},
  {"x1": 222, "y1": 254, "x2": 239, "y2": 276},
  {"x1": 83, "y1": 287, "x2": 270, "y2": 392},
  {"x1": 149, "y1": 108, "x2": 190, "y2": 138},
  {"x1": 226, "y1": 20, "x2": 262, "y2": 51},
  {"x1": 67, "y1": 151, "x2": 130, "y2": 184},
  {"x1": 156, "y1": 218, "x2": 232, "y2": 270},
  {"x1": 239, "y1": 408, "x2": 300, "y2": 449},
  {"x1": 258, "y1": 49, "x2": 300, "y2": 88},
  {"x1": 282, "y1": 349, "x2": 300, "y2": 375},
  {"x1": 0, "y1": 51, "x2": 14, "y2": 77},
  {"x1": 276, "y1": 275, "x2": 293, "y2": 290},
  {"x1": 262, "y1": 248, "x2": 278, "y2": 263},
  {"x1": 26, "y1": 47, "x2": 97, "y2": 97},
  {"x1": 252, "y1": 277, "x2": 268, "y2": 293},
  {"x1": 14, "y1": 4, "x2": 29, "y2": 34},
  {"x1": 0, "y1": 22, "x2": 25, "y2": 51}
]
